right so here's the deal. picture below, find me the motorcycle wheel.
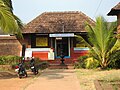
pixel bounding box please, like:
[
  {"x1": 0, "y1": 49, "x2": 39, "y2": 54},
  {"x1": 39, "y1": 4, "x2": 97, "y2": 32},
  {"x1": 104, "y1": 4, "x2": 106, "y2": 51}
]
[
  {"x1": 25, "y1": 72, "x2": 28, "y2": 77},
  {"x1": 34, "y1": 69, "x2": 38, "y2": 75},
  {"x1": 19, "y1": 74, "x2": 22, "y2": 79},
  {"x1": 36, "y1": 70, "x2": 39, "y2": 74}
]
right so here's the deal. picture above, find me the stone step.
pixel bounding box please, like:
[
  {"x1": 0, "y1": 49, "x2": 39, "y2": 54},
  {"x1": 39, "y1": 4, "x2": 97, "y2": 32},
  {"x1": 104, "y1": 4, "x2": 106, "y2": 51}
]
[
  {"x1": 48, "y1": 59, "x2": 75, "y2": 65},
  {"x1": 48, "y1": 64, "x2": 74, "y2": 69}
]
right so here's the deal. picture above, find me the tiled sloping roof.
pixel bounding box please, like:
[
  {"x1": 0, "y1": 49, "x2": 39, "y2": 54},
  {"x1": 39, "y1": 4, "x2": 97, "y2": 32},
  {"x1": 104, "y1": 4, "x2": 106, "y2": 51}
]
[
  {"x1": 112, "y1": 2, "x2": 120, "y2": 10},
  {"x1": 0, "y1": 36, "x2": 16, "y2": 40},
  {"x1": 108, "y1": 2, "x2": 120, "y2": 15},
  {"x1": 22, "y1": 11, "x2": 95, "y2": 33}
]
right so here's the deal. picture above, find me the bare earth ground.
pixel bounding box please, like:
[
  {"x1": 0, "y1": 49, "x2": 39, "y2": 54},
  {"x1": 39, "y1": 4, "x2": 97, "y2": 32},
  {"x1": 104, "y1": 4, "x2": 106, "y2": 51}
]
[
  {"x1": 25, "y1": 69, "x2": 81, "y2": 90},
  {"x1": 0, "y1": 69, "x2": 81, "y2": 90},
  {"x1": 76, "y1": 69, "x2": 120, "y2": 90},
  {"x1": 1, "y1": 69, "x2": 120, "y2": 90},
  {"x1": 0, "y1": 71, "x2": 41, "y2": 90}
]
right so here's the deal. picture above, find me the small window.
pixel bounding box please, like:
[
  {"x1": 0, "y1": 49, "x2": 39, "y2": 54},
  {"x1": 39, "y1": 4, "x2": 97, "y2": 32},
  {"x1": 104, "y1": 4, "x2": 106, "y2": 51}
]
[
  {"x1": 36, "y1": 37, "x2": 48, "y2": 47},
  {"x1": 74, "y1": 37, "x2": 86, "y2": 47}
]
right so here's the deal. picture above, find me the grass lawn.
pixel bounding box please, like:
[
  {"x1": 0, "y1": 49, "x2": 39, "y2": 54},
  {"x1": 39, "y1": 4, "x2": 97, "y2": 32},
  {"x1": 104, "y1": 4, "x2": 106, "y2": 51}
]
[{"x1": 75, "y1": 69, "x2": 120, "y2": 90}]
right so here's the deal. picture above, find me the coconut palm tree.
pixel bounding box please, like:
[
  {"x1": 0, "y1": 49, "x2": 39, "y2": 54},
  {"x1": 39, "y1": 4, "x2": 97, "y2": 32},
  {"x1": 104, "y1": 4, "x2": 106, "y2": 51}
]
[
  {"x1": 76, "y1": 16, "x2": 118, "y2": 69},
  {"x1": 2, "y1": 0, "x2": 13, "y2": 11},
  {"x1": 0, "y1": 0, "x2": 23, "y2": 37}
]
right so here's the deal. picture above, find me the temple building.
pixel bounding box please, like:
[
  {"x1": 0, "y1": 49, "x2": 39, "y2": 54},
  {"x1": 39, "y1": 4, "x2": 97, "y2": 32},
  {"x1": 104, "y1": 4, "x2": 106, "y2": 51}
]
[{"x1": 20, "y1": 11, "x2": 94, "y2": 64}]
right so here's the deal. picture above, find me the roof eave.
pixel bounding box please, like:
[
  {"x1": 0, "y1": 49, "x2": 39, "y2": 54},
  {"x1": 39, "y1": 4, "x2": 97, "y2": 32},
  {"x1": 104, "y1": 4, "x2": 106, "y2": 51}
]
[{"x1": 108, "y1": 9, "x2": 120, "y2": 16}]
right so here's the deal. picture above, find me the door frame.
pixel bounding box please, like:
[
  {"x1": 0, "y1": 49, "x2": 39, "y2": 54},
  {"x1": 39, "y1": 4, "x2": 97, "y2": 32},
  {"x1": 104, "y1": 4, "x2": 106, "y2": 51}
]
[{"x1": 55, "y1": 37, "x2": 70, "y2": 58}]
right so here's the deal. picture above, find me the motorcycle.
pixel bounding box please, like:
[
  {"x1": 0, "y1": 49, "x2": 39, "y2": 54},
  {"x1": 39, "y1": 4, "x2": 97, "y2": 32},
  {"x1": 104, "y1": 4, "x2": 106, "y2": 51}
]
[
  {"x1": 15, "y1": 63, "x2": 27, "y2": 79},
  {"x1": 30, "y1": 57, "x2": 39, "y2": 75},
  {"x1": 30, "y1": 63, "x2": 38, "y2": 75}
]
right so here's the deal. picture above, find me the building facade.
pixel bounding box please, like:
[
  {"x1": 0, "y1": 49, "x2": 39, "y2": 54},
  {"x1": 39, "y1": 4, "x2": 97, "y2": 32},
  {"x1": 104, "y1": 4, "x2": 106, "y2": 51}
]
[
  {"x1": 108, "y1": 2, "x2": 120, "y2": 33},
  {"x1": 20, "y1": 11, "x2": 94, "y2": 63}
]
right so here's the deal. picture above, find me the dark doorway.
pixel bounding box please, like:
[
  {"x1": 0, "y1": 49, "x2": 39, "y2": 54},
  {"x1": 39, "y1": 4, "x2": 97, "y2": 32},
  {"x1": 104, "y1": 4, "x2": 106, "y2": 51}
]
[
  {"x1": 22, "y1": 44, "x2": 26, "y2": 57},
  {"x1": 56, "y1": 38, "x2": 69, "y2": 58}
]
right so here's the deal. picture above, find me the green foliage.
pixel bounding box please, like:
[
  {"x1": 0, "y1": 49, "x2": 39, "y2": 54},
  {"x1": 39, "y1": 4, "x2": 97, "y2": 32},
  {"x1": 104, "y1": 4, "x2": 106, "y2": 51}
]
[
  {"x1": 111, "y1": 39, "x2": 120, "y2": 51},
  {"x1": 76, "y1": 16, "x2": 118, "y2": 69},
  {"x1": 24, "y1": 58, "x2": 49, "y2": 70},
  {"x1": 2, "y1": 0, "x2": 13, "y2": 12},
  {"x1": 78, "y1": 56, "x2": 88, "y2": 61},
  {"x1": 85, "y1": 57, "x2": 99, "y2": 69},
  {"x1": 0, "y1": 55, "x2": 20, "y2": 65},
  {"x1": 108, "y1": 50, "x2": 120, "y2": 69},
  {"x1": 74, "y1": 62, "x2": 83, "y2": 69},
  {"x1": 0, "y1": 0, "x2": 23, "y2": 38},
  {"x1": 74, "y1": 56, "x2": 100, "y2": 69},
  {"x1": 0, "y1": 56, "x2": 49, "y2": 70},
  {"x1": 86, "y1": 17, "x2": 117, "y2": 68},
  {"x1": 75, "y1": 37, "x2": 87, "y2": 47},
  {"x1": 38, "y1": 61, "x2": 49, "y2": 70},
  {"x1": 74, "y1": 56, "x2": 88, "y2": 69}
]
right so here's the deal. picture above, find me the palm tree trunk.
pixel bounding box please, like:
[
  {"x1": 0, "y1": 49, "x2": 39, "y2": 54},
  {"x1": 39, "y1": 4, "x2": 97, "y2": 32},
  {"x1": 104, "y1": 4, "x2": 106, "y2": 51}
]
[{"x1": 101, "y1": 57, "x2": 107, "y2": 69}]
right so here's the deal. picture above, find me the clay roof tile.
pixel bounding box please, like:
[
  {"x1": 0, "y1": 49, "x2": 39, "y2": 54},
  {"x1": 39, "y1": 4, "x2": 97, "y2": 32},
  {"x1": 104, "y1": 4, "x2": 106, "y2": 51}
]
[{"x1": 22, "y1": 11, "x2": 95, "y2": 33}]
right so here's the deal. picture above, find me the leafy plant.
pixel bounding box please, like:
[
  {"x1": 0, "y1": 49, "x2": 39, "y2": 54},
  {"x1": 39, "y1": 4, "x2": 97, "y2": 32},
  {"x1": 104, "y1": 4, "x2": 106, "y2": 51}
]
[
  {"x1": 108, "y1": 50, "x2": 120, "y2": 69},
  {"x1": 0, "y1": 0, "x2": 23, "y2": 38},
  {"x1": 38, "y1": 61, "x2": 49, "y2": 70},
  {"x1": 85, "y1": 57, "x2": 99, "y2": 69},
  {"x1": 23, "y1": 58, "x2": 49, "y2": 70},
  {"x1": 76, "y1": 16, "x2": 118, "y2": 69},
  {"x1": 74, "y1": 56, "x2": 88, "y2": 68},
  {"x1": 0, "y1": 55, "x2": 20, "y2": 65}
]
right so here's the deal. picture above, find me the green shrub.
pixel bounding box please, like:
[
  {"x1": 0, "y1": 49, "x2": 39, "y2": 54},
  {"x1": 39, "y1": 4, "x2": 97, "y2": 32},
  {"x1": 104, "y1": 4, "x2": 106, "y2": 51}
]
[
  {"x1": 85, "y1": 57, "x2": 99, "y2": 69},
  {"x1": 74, "y1": 56, "x2": 88, "y2": 69},
  {"x1": 108, "y1": 50, "x2": 120, "y2": 69},
  {"x1": 74, "y1": 55, "x2": 100, "y2": 69},
  {"x1": 74, "y1": 62, "x2": 84, "y2": 69},
  {"x1": 37, "y1": 61, "x2": 49, "y2": 70},
  {"x1": 74, "y1": 49, "x2": 120, "y2": 69},
  {"x1": 24, "y1": 58, "x2": 49, "y2": 70},
  {"x1": 33, "y1": 58, "x2": 49, "y2": 70},
  {"x1": 0, "y1": 55, "x2": 20, "y2": 65}
]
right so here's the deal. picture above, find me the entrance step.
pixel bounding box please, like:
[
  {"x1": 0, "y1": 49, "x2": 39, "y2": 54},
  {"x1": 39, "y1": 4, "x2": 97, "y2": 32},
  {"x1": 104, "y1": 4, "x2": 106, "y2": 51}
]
[
  {"x1": 48, "y1": 64, "x2": 74, "y2": 69},
  {"x1": 48, "y1": 59, "x2": 75, "y2": 65}
]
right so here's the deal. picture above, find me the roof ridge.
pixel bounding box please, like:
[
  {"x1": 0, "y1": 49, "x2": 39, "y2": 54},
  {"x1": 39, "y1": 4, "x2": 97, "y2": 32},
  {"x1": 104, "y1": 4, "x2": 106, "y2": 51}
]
[{"x1": 42, "y1": 11, "x2": 81, "y2": 15}]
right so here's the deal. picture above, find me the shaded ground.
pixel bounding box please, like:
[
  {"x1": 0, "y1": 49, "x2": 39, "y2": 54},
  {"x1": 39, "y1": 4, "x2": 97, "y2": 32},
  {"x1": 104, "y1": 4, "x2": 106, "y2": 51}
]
[
  {"x1": 0, "y1": 71, "x2": 41, "y2": 90},
  {"x1": 0, "y1": 71, "x2": 17, "y2": 79}
]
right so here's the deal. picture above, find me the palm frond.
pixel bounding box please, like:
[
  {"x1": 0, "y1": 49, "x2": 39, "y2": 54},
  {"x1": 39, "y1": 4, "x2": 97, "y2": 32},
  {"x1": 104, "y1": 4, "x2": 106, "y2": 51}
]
[
  {"x1": 2, "y1": 0, "x2": 13, "y2": 12},
  {"x1": 0, "y1": 5, "x2": 18, "y2": 33},
  {"x1": 85, "y1": 16, "x2": 117, "y2": 68},
  {"x1": 0, "y1": 0, "x2": 23, "y2": 38},
  {"x1": 75, "y1": 35, "x2": 92, "y2": 49},
  {"x1": 13, "y1": 15, "x2": 24, "y2": 38}
]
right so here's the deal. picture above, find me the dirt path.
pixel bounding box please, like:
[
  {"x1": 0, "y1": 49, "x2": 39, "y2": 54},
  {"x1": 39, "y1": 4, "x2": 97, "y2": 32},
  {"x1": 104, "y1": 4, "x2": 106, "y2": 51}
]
[
  {"x1": 24, "y1": 69, "x2": 81, "y2": 90},
  {"x1": 0, "y1": 69, "x2": 81, "y2": 90},
  {"x1": 0, "y1": 71, "x2": 39, "y2": 90}
]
